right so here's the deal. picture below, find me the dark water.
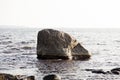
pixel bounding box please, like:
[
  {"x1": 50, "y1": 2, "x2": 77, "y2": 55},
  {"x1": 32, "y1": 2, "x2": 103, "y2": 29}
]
[{"x1": 0, "y1": 28, "x2": 120, "y2": 80}]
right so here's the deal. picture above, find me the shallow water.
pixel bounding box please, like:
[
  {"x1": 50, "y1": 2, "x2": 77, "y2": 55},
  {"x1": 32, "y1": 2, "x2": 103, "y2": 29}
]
[{"x1": 0, "y1": 28, "x2": 120, "y2": 80}]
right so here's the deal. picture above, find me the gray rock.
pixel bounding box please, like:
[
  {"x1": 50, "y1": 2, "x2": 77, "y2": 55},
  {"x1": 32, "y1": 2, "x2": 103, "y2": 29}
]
[
  {"x1": 85, "y1": 69, "x2": 107, "y2": 74},
  {"x1": 111, "y1": 68, "x2": 120, "y2": 75},
  {"x1": 16, "y1": 75, "x2": 35, "y2": 80},
  {"x1": 0, "y1": 73, "x2": 17, "y2": 80},
  {"x1": 72, "y1": 43, "x2": 91, "y2": 60},
  {"x1": 43, "y1": 74, "x2": 61, "y2": 80},
  {"x1": 92, "y1": 69, "x2": 106, "y2": 74},
  {"x1": 37, "y1": 29, "x2": 91, "y2": 60},
  {"x1": 0, "y1": 73, "x2": 35, "y2": 80},
  {"x1": 85, "y1": 68, "x2": 120, "y2": 75}
]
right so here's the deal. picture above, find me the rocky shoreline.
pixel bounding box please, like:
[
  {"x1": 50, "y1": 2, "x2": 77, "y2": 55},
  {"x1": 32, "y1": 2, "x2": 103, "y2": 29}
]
[
  {"x1": 1, "y1": 67, "x2": 120, "y2": 80},
  {"x1": 85, "y1": 67, "x2": 120, "y2": 75}
]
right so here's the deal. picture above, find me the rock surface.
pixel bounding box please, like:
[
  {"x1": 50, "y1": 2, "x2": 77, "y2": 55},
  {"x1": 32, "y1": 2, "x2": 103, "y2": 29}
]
[
  {"x1": 111, "y1": 68, "x2": 120, "y2": 75},
  {"x1": 85, "y1": 69, "x2": 107, "y2": 74},
  {"x1": 37, "y1": 29, "x2": 91, "y2": 60},
  {"x1": 85, "y1": 68, "x2": 120, "y2": 75},
  {"x1": 0, "y1": 73, "x2": 35, "y2": 80},
  {"x1": 43, "y1": 74, "x2": 61, "y2": 80},
  {"x1": 0, "y1": 73, "x2": 17, "y2": 80}
]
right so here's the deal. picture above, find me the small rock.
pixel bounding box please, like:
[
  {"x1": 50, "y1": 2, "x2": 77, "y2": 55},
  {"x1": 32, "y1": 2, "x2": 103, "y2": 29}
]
[
  {"x1": 86, "y1": 68, "x2": 120, "y2": 75},
  {"x1": 25, "y1": 76, "x2": 35, "y2": 80},
  {"x1": 85, "y1": 69, "x2": 94, "y2": 71},
  {"x1": 85, "y1": 69, "x2": 107, "y2": 74},
  {"x1": 19, "y1": 66, "x2": 26, "y2": 69},
  {"x1": 111, "y1": 71, "x2": 119, "y2": 75},
  {"x1": 92, "y1": 69, "x2": 106, "y2": 74},
  {"x1": 43, "y1": 74, "x2": 61, "y2": 80},
  {"x1": 106, "y1": 71, "x2": 112, "y2": 74},
  {"x1": 111, "y1": 68, "x2": 120, "y2": 75},
  {"x1": 0, "y1": 73, "x2": 17, "y2": 80},
  {"x1": 0, "y1": 73, "x2": 35, "y2": 80},
  {"x1": 111, "y1": 68, "x2": 120, "y2": 71}
]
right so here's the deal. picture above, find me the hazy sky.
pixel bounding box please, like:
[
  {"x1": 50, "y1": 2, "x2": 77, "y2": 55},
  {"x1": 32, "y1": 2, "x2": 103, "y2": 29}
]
[{"x1": 0, "y1": 0, "x2": 120, "y2": 28}]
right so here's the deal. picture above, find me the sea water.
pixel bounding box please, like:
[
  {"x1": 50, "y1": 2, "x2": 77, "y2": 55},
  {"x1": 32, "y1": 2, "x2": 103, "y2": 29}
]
[{"x1": 0, "y1": 28, "x2": 120, "y2": 80}]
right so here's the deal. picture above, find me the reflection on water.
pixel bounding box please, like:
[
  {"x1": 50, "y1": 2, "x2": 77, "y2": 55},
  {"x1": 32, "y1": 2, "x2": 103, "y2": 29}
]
[
  {"x1": 36, "y1": 60, "x2": 77, "y2": 74},
  {"x1": 36, "y1": 60, "x2": 78, "y2": 79}
]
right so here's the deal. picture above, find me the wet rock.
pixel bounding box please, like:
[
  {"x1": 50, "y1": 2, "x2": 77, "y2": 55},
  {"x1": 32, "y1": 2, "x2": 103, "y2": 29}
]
[
  {"x1": 26, "y1": 76, "x2": 35, "y2": 80},
  {"x1": 0, "y1": 73, "x2": 35, "y2": 80},
  {"x1": 72, "y1": 43, "x2": 91, "y2": 60},
  {"x1": 92, "y1": 69, "x2": 106, "y2": 74},
  {"x1": 85, "y1": 68, "x2": 120, "y2": 75},
  {"x1": 85, "y1": 69, "x2": 107, "y2": 74},
  {"x1": 85, "y1": 69, "x2": 93, "y2": 71},
  {"x1": 0, "y1": 73, "x2": 17, "y2": 80},
  {"x1": 111, "y1": 68, "x2": 120, "y2": 75},
  {"x1": 16, "y1": 75, "x2": 35, "y2": 80},
  {"x1": 43, "y1": 74, "x2": 61, "y2": 80},
  {"x1": 111, "y1": 71, "x2": 119, "y2": 75},
  {"x1": 37, "y1": 29, "x2": 91, "y2": 60}
]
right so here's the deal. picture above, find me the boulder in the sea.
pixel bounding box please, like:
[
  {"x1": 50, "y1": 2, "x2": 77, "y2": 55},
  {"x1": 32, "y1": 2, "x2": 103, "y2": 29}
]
[
  {"x1": 43, "y1": 74, "x2": 61, "y2": 80},
  {"x1": 37, "y1": 29, "x2": 91, "y2": 60}
]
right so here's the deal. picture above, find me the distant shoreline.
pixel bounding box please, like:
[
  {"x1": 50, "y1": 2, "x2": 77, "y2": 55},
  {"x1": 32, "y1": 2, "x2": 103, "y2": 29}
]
[{"x1": 0, "y1": 26, "x2": 120, "y2": 32}]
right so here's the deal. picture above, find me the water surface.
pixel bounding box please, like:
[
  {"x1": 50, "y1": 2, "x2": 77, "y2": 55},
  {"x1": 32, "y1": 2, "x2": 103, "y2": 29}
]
[{"x1": 0, "y1": 28, "x2": 120, "y2": 80}]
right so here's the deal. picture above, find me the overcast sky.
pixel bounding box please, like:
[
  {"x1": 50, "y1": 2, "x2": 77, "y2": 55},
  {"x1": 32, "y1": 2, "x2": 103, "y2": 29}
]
[{"x1": 0, "y1": 0, "x2": 120, "y2": 28}]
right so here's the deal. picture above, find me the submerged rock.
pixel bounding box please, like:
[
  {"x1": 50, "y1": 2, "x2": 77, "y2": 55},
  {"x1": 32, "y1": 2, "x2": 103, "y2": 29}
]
[
  {"x1": 43, "y1": 74, "x2": 61, "y2": 80},
  {"x1": 37, "y1": 29, "x2": 91, "y2": 60}
]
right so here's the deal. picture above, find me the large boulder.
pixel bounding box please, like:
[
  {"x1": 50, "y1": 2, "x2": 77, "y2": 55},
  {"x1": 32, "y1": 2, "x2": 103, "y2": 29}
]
[{"x1": 37, "y1": 29, "x2": 91, "y2": 60}]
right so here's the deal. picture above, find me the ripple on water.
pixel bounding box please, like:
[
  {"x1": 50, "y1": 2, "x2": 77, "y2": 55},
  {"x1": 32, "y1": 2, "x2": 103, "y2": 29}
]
[
  {"x1": 0, "y1": 41, "x2": 12, "y2": 45},
  {"x1": 0, "y1": 29, "x2": 120, "y2": 80},
  {"x1": 16, "y1": 40, "x2": 35, "y2": 45},
  {"x1": 21, "y1": 46, "x2": 34, "y2": 50},
  {"x1": 2, "y1": 47, "x2": 21, "y2": 54}
]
